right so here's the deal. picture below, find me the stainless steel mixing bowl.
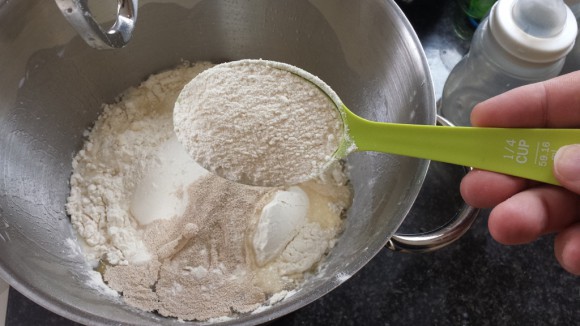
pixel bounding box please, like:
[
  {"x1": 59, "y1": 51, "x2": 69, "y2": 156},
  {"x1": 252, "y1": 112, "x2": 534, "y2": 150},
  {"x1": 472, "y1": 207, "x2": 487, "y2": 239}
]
[{"x1": 0, "y1": 0, "x2": 449, "y2": 324}]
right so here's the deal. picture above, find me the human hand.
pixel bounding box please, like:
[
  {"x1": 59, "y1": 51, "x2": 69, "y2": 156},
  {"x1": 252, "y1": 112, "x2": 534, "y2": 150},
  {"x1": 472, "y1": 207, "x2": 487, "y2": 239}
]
[{"x1": 460, "y1": 70, "x2": 580, "y2": 275}]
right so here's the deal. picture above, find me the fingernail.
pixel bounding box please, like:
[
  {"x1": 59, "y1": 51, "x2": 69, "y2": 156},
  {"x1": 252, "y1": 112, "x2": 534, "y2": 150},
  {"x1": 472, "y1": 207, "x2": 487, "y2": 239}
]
[{"x1": 554, "y1": 145, "x2": 580, "y2": 182}]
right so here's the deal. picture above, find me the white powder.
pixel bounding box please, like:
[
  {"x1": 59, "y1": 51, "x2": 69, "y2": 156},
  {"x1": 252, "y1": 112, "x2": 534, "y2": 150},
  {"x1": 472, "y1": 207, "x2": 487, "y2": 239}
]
[
  {"x1": 67, "y1": 62, "x2": 353, "y2": 321},
  {"x1": 173, "y1": 59, "x2": 344, "y2": 187},
  {"x1": 67, "y1": 63, "x2": 212, "y2": 265},
  {"x1": 85, "y1": 270, "x2": 120, "y2": 298}
]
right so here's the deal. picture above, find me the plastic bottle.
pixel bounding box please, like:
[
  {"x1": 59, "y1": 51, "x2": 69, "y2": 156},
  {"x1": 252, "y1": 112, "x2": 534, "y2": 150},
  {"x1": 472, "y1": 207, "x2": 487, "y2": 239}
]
[
  {"x1": 561, "y1": 0, "x2": 580, "y2": 73},
  {"x1": 440, "y1": 0, "x2": 578, "y2": 126}
]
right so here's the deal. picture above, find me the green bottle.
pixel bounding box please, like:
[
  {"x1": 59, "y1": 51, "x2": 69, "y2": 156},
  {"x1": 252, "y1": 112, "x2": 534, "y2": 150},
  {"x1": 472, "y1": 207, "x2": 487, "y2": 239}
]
[{"x1": 459, "y1": 0, "x2": 497, "y2": 20}]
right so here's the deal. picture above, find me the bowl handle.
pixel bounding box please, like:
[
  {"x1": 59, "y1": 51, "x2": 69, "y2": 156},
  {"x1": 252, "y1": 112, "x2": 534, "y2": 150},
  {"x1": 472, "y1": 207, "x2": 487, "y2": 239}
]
[
  {"x1": 55, "y1": 0, "x2": 138, "y2": 49},
  {"x1": 386, "y1": 115, "x2": 480, "y2": 253}
]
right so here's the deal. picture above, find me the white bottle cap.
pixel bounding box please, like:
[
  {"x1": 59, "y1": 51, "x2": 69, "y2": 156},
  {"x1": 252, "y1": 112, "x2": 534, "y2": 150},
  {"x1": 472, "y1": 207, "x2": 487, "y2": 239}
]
[{"x1": 490, "y1": 0, "x2": 578, "y2": 63}]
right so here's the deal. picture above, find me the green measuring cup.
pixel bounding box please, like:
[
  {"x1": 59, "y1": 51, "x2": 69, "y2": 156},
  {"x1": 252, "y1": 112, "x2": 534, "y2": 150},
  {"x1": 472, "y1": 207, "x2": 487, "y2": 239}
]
[
  {"x1": 180, "y1": 59, "x2": 580, "y2": 186},
  {"x1": 337, "y1": 106, "x2": 578, "y2": 186},
  {"x1": 280, "y1": 60, "x2": 579, "y2": 186}
]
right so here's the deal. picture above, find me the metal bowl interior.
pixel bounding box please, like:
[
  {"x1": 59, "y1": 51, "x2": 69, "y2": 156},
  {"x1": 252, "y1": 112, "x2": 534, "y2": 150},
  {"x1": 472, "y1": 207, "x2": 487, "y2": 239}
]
[{"x1": 0, "y1": 0, "x2": 435, "y2": 324}]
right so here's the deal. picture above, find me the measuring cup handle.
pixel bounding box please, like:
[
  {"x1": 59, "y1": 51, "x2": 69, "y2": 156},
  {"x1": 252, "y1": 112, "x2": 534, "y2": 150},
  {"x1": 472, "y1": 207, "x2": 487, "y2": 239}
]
[
  {"x1": 386, "y1": 115, "x2": 479, "y2": 253},
  {"x1": 55, "y1": 0, "x2": 138, "y2": 49}
]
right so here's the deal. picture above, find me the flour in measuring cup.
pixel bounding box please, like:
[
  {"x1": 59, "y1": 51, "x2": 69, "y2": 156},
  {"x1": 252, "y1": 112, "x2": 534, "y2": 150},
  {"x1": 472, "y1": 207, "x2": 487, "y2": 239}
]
[{"x1": 173, "y1": 59, "x2": 344, "y2": 187}]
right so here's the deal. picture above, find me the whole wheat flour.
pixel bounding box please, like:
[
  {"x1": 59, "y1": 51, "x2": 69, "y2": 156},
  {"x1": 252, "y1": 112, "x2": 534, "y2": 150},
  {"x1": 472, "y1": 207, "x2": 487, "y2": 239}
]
[
  {"x1": 173, "y1": 59, "x2": 344, "y2": 187},
  {"x1": 66, "y1": 62, "x2": 352, "y2": 321}
]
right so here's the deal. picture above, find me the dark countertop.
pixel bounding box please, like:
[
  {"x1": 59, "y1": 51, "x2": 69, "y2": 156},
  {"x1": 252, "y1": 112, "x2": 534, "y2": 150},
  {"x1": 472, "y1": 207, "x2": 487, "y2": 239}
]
[{"x1": 6, "y1": 1, "x2": 579, "y2": 325}]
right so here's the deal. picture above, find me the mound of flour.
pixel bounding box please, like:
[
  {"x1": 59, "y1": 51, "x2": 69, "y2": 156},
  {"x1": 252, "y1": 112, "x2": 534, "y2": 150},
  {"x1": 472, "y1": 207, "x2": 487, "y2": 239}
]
[
  {"x1": 67, "y1": 64, "x2": 212, "y2": 266},
  {"x1": 173, "y1": 59, "x2": 344, "y2": 187},
  {"x1": 66, "y1": 62, "x2": 352, "y2": 321}
]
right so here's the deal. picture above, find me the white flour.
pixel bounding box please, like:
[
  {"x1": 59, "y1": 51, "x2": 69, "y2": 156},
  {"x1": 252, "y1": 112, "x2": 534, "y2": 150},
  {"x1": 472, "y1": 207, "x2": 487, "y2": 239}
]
[
  {"x1": 174, "y1": 59, "x2": 344, "y2": 187},
  {"x1": 66, "y1": 62, "x2": 352, "y2": 321},
  {"x1": 67, "y1": 63, "x2": 211, "y2": 265}
]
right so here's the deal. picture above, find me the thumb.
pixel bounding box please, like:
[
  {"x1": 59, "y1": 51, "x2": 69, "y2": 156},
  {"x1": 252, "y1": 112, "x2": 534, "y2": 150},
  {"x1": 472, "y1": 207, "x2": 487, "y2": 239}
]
[{"x1": 554, "y1": 144, "x2": 580, "y2": 194}]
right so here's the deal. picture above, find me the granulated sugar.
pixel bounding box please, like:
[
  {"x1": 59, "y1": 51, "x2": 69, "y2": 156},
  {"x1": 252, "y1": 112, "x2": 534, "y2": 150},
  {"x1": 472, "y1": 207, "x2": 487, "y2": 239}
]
[
  {"x1": 174, "y1": 59, "x2": 344, "y2": 187},
  {"x1": 67, "y1": 62, "x2": 352, "y2": 321}
]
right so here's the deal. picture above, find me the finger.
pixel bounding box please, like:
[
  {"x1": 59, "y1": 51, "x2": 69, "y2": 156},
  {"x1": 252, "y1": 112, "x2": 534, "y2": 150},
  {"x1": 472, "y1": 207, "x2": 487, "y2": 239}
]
[
  {"x1": 460, "y1": 169, "x2": 529, "y2": 208},
  {"x1": 554, "y1": 144, "x2": 580, "y2": 194},
  {"x1": 471, "y1": 71, "x2": 580, "y2": 128},
  {"x1": 488, "y1": 186, "x2": 580, "y2": 245},
  {"x1": 554, "y1": 223, "x2": 580, "y2": 275}
]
